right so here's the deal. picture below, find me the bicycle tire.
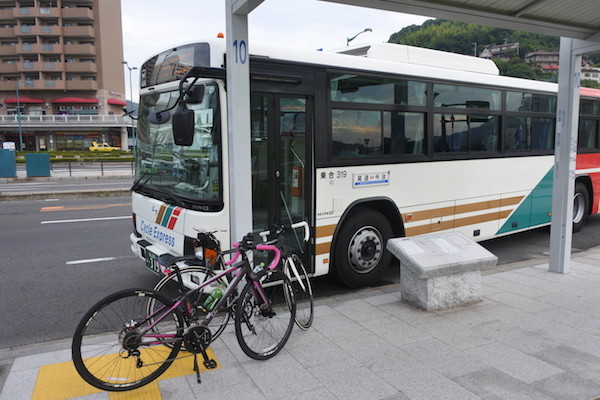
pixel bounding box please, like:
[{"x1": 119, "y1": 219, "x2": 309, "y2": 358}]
[
  {"x1": 234, "y1": 270, "x2": 296, "y2": 360},
  {"x1": 152, "y1": 266, "x2": 231, "y2": 343},
  {"x1": 72, "y1": 289, "x2": 184, "y2": 392},
  {"x1": 284, "y1": 254, "x2": 314, "y2": 330}
]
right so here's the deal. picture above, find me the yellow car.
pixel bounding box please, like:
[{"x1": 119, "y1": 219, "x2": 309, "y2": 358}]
[{"x1": 89, "y1": 141, "x2": 120, "y2": 152}]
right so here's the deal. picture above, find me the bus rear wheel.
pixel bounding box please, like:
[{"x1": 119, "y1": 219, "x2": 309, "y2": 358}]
[
  {"x1": 573, "y1": 181, "x2": 590, "y2": 232},
  {"x1": 333, "y1": 208, "x2": 393, "y2": 288}
]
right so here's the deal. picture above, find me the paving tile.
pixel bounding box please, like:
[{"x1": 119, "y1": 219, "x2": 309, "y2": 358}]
[
  {"x1": 312, "y1": 310, "x2": 372, "y2": 342},
  {"x1": 469, "y1": 300, "x2": 555, "y2": 332},
  {"x1": 360, "y1": 316, "x2": 431, "y2": 347},
  {"x1": 336, "y1": 334, "x2": 420, "y2": 372},
  {"x1": 476, "y1": 323, "x2": 561, "y2": 354},
  {"x1": 362, "y1": 292, "x2": 402, "y2": 307},
  {"x1": 534, "y1": 323, "x2": 600, "y2": 359},
  {"x1": 401, "y1": 338, "x2": 488, "y2": 378},
  {"x1": 189, "y1": 380, "x2": 267, "y2": 400},
  {"x1": 376, "y1": 301, "x2": 441, "y2": 326},
  {"x1": 378, "y1": 363, "x2": 481, "y2": 400},
  {"x1": 330, "y1": 298, "x2": 391, "y2": 322},
  {"x1": 466, "y1": 342, "x2": 563, "y2": 384},
  {"x1": 415, "y1": 317, "x2": 494, "y2": 350},
  {"x1": 285, "y1": 329, "x2": 352, "y2": 368},
  {"x1": 308, "y1": 358, "x2": 399, "y2": 400},
  {"x1": 533, "y1": 372, "x2": 600, "y2": 400},
  {"x1": 534, "y1": 345, "x2": 600, "y2": 384},
  {"x1": 485, "y1": 291, "x2": 550, "y2": 313},
  {"x1": 240, "y1": 352, "x2": 321, "y2": 400},
  {"x1": 455, "y1": 367, "x2": 554, "y2": 400}
]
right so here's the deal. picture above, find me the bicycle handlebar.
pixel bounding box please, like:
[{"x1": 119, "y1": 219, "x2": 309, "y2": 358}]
[
  {"x1": 258, "y1": 221, "x2": 310, "y2": 243},
  {"x1": 232, "y1": 237, "x2": 281, "y2": 271}
]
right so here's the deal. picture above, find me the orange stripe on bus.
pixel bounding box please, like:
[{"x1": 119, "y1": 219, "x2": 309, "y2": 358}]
[
  {"x1": 404, "y1": 209, "x2": 512, "y2": 236},
  {"x1": 316, "y1": 224, "x2": 336, "y2": 238},
  {"x1": 315, "y1": 242, "x2": 331, "y2": 256},
  {"x1": 402, "y1": 196, "x2": 523, "y2": 223}
]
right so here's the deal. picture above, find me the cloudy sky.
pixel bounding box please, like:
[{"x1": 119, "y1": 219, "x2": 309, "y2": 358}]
[{"x1": 120, "y1": 0, "x2": 431, "y2": 98}]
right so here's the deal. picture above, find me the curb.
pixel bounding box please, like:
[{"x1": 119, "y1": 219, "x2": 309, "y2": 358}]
[
  {"x1": 0, "y1": 189, "x2": 132, "y2": 201},
  {"x1": 0, "y1": 174, "x2": 133, "y2": 184}
]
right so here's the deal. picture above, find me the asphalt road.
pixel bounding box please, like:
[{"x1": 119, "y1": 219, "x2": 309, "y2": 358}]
[{"x1": 1, "y1": 195, "x2": 599, "y2": 349}]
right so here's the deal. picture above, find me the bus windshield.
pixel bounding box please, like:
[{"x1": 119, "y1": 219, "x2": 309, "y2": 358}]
[{"x1": 134, "y1": 82, "x2": 222, "y2": 209}]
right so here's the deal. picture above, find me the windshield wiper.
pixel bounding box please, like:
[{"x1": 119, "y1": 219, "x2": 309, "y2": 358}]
[{"x1": 132, "y1": 171, "x2": 152, "y2": 191}]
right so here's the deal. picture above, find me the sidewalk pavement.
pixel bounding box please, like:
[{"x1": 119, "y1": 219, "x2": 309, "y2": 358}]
[{"x1": 2, "y1": 248, "x2": 600, "y2": 400}]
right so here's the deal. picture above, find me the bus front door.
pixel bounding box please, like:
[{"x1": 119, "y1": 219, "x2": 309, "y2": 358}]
[{"x1": 250, "y1": 94, "x2": 311, "y2": 254}]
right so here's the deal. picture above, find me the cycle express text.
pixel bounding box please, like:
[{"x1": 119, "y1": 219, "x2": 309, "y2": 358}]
[{"x1": 139, "y1": 219, "x2": 177, "y2": 247}]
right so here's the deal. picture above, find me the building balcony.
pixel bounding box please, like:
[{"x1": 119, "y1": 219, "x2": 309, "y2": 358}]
[
  {"x1": 19, "y1": 61, "x2": 64, "y2": 72},
  {"x1": 64, "y1": 43, "x2": 96, "y2": 56},
  {"x1": 66, "y1": 80, "x2": 97, "y2": 90},
  {"x1": 0, "y1": 80, "x2": 71, "y2": 91},
  {"x1": 0, "y1": 114, "x2": 130, "y2": 129},
  {"x1": 0, "y1": 9, "x2": 13, "y2": 20},
  {"x1": 62, "y1": 7, "x2": 94, "y2": 21},
  {"x1": 65, "y1": 62, "x2": 97, "y2": 73},
  {"x1": 12, "y1": 7, "x2": 61, "y2": 19},
  {"x1": 1, "y1": 63, "x2": 18, "y2": 73},
  {"x1": 15, "y1": 25, "x2": 62, "y2": 37},
  {"x1": 17, "y1": 43, "x2": 63, "y2": 54},
  {"x1": 63, "y1": 26, "x2": 95, "y2": 38},
  {"x1": 0, "y1": 45, "x2": 17, "y2": 56},
  {"x1": 0, "y1": 27, "x2": 15, "y2": 39}
]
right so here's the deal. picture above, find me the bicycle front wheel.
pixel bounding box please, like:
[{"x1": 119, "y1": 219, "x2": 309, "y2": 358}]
[
  {"x1": 72, "y1": 289, "x2": 184, "y2": 392},
  {"x1": 284, "y1": 254, "x2": 314, "y2": 330},
  {"x1": 153, "y1": 266, "x2": 231, "y2": 342},
  {"x1": 234, "y1": 270, "x2": 296, "y2": 360}
]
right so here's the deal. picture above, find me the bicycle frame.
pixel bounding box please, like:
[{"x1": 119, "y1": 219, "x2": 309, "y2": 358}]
[{"x1": 135, "y1": 242, "x2": 281, "y2": 345}]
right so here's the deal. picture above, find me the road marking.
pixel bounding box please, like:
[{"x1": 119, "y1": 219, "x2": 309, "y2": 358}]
[
  {"x1": 41, "y1": 215, "x2": 130, "y2": 224},
  {"x1": 41, "y1": 202, "x2": 131, "y2": 212},
  {"x1": 66, "y1": 256, "x2": 130, "y2": 265}
]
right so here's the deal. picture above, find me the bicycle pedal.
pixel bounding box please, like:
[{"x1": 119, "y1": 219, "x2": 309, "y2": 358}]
[{"x1": 204, "y1": 359, "x2": 217, "y2": 369}]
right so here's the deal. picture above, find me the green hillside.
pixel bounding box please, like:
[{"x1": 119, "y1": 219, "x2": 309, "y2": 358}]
[{"x1": 387, "y1": 20, "x2": 577, "y2": 82}]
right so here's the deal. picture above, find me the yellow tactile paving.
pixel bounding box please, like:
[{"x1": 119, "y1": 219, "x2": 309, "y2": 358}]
[{"x1": 32, "y1": 348, "x2": 220, "y2": 400}]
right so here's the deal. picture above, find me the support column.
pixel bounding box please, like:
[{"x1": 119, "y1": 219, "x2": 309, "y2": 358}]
[
  {"x1": 120, "y1": 127, "x2": 128, "y2": 151},
  {"x1": 549, "y1": 37, "x2": 581, "y2": 274},
  {"x1": 225, "y1": 0, "x2": 253, "y2": 242}
]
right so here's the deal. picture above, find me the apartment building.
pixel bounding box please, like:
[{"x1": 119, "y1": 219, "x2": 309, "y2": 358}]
[{"x1": 0, "y1": 0, "x2": 129, "y2": 151}]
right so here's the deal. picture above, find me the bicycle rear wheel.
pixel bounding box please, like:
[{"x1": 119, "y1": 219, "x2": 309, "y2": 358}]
[
  {"x1": 72, "y1": 289, "x2": 184, "y2": 392},
  {"x1": 284, "y1": 254, "x2": 314, "y2": 330},
  {"x1": 153, "y1": 266, "x2": 231, "y2": 342},
  {"x1": 234, "y1": 270, "x2": 296, "y2": 360}
]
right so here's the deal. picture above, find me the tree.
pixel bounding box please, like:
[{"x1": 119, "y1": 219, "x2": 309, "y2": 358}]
[{"x1": 389, "y1": 20, "x2": 560, "y2": 81}]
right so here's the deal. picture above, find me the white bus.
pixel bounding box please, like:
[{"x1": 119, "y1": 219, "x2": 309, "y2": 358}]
[{"x1": 130, "y1": 38, "x2": 600, "y2": 288}]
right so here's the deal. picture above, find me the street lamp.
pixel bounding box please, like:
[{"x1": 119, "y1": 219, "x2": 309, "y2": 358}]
[
  {"x1": 122, "y1": 61, "x2": 138, "y2": 149},
  {"x1": 347, "y1": 28, "x2": 372, "y2": 46}
]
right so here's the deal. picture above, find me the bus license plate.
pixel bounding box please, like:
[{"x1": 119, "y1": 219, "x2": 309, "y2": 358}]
[{"x1": 145, "y1": 250, "x2": 160, "y2": 274}]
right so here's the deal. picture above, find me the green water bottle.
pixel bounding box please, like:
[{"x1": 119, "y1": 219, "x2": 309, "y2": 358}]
[{"x1": 202, "y1": 286, "x2": 223, "y2": 311}]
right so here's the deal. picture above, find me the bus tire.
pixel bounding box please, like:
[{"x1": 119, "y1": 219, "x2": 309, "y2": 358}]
[
  {"x1": 573, "y1": 181, "x2": 590, "y2": 232},
  {"x1": 333, "y1": 208, "x2": 393, "y2": 288}
]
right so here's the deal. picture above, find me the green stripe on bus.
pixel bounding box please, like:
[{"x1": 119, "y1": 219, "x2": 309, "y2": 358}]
[
  {"x1": 497, "y1": 168, "x2": 554, "y2": 235},
  {"x1": 161, "y1": 205, "x2": 175, "y2": 227}
]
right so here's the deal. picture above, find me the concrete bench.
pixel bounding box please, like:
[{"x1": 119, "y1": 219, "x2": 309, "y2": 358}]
[{"x1": 387, "y1": 232, "x2": 498, "y2": 311}]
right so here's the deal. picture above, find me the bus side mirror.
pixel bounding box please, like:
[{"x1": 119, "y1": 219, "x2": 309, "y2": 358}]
[
  {"x1": 172, "y1": 104, "x2": 195, "y2": 146},
  {"x1": 185, "y1": 85, "x2": 205, "y2": 104}
]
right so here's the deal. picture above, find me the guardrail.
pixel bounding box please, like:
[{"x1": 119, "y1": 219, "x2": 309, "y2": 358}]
[{"x1": 50, "y1": 161, "x2": 135, "y2": 177}]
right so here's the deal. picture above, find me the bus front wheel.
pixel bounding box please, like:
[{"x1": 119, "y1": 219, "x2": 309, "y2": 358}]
[
  {"x1": 333, "y1": 208, "x2": 393, "y2": 288},
  {"x1": 573, "y1": 181, "x2": 590, "y2": 232}
]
